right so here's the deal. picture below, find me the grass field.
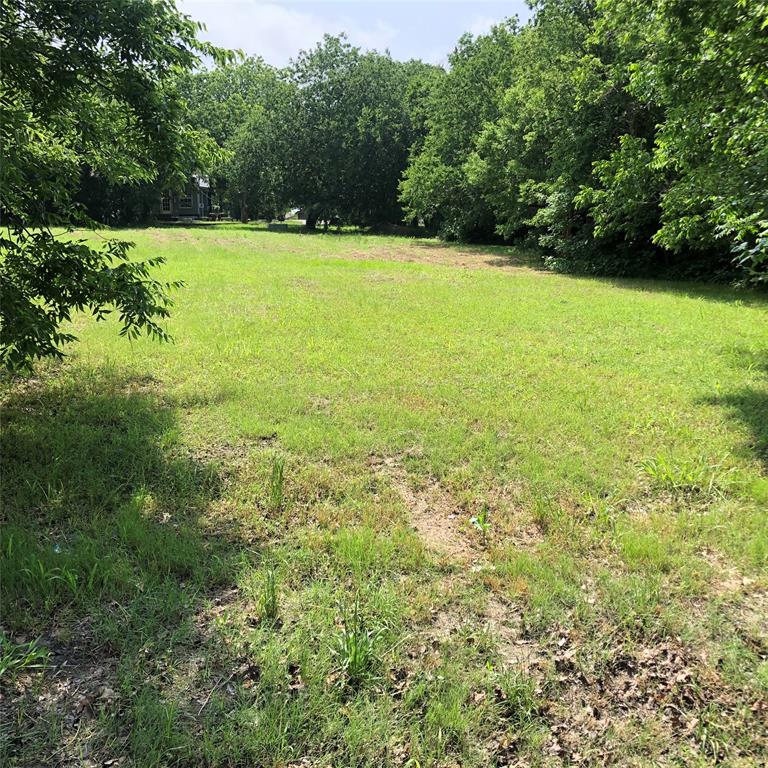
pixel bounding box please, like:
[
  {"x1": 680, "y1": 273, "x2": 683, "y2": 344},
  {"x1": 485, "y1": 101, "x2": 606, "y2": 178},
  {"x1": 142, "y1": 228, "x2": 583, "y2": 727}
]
[{"x1": 2, "y1": 224, "x2": 767, "y2": 767}]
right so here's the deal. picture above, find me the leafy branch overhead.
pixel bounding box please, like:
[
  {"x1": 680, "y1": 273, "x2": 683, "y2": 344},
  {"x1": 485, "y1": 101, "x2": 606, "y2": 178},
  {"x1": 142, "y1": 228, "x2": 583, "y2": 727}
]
[
  {"x1": 0, "y1": 232, "x2": 182, "y2": 372},
  {"x1": 0, "y1": 0, "x2": 234, "y2": 371}
]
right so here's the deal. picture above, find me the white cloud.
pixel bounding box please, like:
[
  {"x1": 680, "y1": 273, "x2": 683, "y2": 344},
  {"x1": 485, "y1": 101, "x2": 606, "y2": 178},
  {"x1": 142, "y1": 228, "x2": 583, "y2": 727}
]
[
  {"x1": 468, "y1": 15, "x2": 500, "y2": 37},
  {"x1": 422, "y1": 46, "x2": 450, "y2": 67},
  {"x1": 179, "y1": 1, "x2": 398, "y2": 66}
]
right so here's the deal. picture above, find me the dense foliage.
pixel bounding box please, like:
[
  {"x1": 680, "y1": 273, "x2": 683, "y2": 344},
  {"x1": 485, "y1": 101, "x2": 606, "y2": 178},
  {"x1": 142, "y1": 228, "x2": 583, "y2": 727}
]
[
  {"x1": 288, "y1": 37, "x2": 435, "y2": 228},
  {"x1": 178, "y1": 36, "x2": 438, "y2": 228},
  {"x1": 0, "y1": 0, "x2": 231, "y2": 370},
  {"x1": 179, "y1": 1, "x2": 765, "y2": 280},
  {"x1": 176, "y1": 57, "x2": 296, "y2": 221},
  {"x1": 403, "y1": 0, "x2": 768, "y2": 280}
]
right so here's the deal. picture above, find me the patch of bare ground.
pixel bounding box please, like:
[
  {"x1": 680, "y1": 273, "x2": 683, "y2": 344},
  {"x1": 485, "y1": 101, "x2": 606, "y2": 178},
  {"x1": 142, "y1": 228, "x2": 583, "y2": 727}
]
[
  {"x1": 430, "y1": 591, "x2": 544, "y2": 672},
  {"x1": 370, "y1": 454, "x2": 541, "y2": 565},
  {"x1": 700, "y1": 547, "x2": 763, "y2": 596},
  {"x1": 483, "y1": 595, "x2": 545, "y2": 674},
  {"x1": 0, "y1": 623, "x2": 120, "y2": 768},
  {"x1": 345, "y1": 243, "x2": 543, "y2": 272},
  {"x1": 370, "y1": 455, "x2": 479, "y2": 564},
  {"x1": 372, "y1": 454, "x2": 547, "y2": 680},
  {"x1": 485, "y1": 487, "x2": 545, "y2": 551},
  {"x1": 539, "y1": 635, "x2": 768, "y2": 765},
  {"x1": 187, "y1": 427, "x2": 284, "y2": 470},
  {"x1": 698, "y1": 548, "x2": 767, "y2": 651},
  {"x1": 737, "y1": 587, "x2": 768, "y2": 645}
]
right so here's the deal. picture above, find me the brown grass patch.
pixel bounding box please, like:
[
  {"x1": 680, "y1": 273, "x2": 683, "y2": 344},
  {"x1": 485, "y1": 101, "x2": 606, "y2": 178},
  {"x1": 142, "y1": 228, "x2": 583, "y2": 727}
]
[{"x1": 344, "y1": 243, "x2": 541, "y2": 272}]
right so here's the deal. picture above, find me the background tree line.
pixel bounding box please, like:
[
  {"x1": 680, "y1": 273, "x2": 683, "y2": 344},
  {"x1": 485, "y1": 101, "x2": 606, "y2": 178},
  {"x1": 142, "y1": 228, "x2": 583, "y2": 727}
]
[
  {"x1": 400, "y1": 0, "x2": 767, "y2": 282},
  {"x1": 172, "y1": 37, "x2": 439, "y2": 229},
  {"x1": 80, "y1": 0, "x2": 766, "y2": 283}
]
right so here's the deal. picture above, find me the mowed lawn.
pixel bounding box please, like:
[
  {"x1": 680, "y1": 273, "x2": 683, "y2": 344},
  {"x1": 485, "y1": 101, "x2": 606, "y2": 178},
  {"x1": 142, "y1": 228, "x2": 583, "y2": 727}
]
[{"x1": 2, "y1": 224, "x2": 767, "y2": 767}]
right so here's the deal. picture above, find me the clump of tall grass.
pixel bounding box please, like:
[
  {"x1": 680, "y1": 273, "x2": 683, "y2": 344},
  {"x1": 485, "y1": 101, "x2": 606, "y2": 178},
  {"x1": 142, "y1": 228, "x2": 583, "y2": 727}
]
[
  {"x1": 268, "y1": 455, "x2": 286, "y2": 511},
  {"x1": 641, "y1": 453, "x2": 736, "y2": 497},
  {"x1": 259, "y1": 567, "x2": 279, "y2": 624},
  {"x1": 331, "y1": 599, "x2": 384, "y2": 687},
  {"x1": 0, "y1": 634, "x2": 50, "y2": 681}
]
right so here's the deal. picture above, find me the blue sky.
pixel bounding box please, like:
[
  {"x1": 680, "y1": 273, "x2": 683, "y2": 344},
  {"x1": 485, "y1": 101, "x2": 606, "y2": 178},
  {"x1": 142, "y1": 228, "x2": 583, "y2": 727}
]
[{"x1": 179, "y1": 1, "x2": 533, "y2": 67}]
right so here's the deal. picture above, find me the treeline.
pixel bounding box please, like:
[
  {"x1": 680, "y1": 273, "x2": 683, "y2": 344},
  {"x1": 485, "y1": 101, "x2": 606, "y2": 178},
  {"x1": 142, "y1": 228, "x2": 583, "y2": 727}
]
[
  {"x1": 82, "y1": 0, "x2": 767, "y2": 282},
  {"x1": 175, "y1": 38, "x2": 438, "y2": 229},
  {"x1": 402, "y1": 0, "x2": 767, "y2": 281}
]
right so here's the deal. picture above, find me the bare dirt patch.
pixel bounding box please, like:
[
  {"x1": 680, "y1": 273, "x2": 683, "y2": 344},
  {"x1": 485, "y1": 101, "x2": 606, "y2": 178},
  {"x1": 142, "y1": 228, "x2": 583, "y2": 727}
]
[
  {"x1": 698, "y1": 548, "x2": 767, "y2": 651},
  {"x1": 372, "y1": 455, "x2": 548, "y2": 682},
  {"x1": 699, "y1": 548, "x2": 757, "y2": 597},
  {"x1": 483, "y1": 595, "x2": 544, "y2": 673},
  {"x1": 543, "y1": 637, "x2": 768, "y2": 765},
  {"x1": 484, "y1": 486, "x2": 544, "y2": 551},
  {"x1": 370, "y1": 455, "x2": 540, "y2": 565},
  {"x1": 0, "y1": 624, "x2": 121, "y2": 768},
  {"x1": 371, "y1": 455, "x2": 477, "y2": 564},
  {"x1": 344, "y1": 242, "x2": 543, "y2": 272}
]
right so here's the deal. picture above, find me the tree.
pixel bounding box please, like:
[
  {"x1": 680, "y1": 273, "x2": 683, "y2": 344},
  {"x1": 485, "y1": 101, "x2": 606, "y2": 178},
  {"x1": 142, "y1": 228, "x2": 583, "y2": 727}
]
[
  {"x1": 0, "y1": 0, "x2": 231, "y2": 371},
  {"x1": 177, "y1": 57, "x2": 296, "y2": 220},
  {"x1": 595, "y1": 0, "x2": 768, "y2": 282},
  {"x1": 225, "y1": 104, "x2": 293, "y2": 222},
  {"x1": 288, "y1": 35, "x2": 428, "y2": 229},
  {"x1": 399, "y1": 22, "x2": 519, "y2": 240},
  {"x1": 468, "y1": 1, "x2": 660, "y2": 272}
]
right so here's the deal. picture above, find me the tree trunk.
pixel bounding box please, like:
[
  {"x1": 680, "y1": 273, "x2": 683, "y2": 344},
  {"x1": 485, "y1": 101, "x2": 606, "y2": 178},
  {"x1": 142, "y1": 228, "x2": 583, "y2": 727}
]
[
  {"x1": 240, "y1": 192, "x2": 249, "y2": 223},
  {"x1": 305, "y1": 211, "x2": 318, "y2": 230}
]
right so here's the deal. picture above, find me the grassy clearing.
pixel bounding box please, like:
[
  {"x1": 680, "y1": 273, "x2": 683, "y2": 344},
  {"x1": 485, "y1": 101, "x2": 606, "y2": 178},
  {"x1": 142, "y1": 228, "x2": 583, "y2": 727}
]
[{"x1": 2, "y1": 223, "x2": 767, "y2": 766}]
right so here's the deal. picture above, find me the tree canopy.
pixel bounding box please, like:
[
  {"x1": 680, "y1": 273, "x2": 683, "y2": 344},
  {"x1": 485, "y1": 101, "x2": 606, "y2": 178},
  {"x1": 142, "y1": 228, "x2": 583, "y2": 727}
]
[
  {"x1": 0, "y1": 0, "x2": 232, "y2": 371},
  {"x1": 404, "y1": 0, "x2": 767, "y2": 281},
  {"x1": 179, "y1": 36, "x2": 438, "y2": 229},
  {"x1": 182, "y1": 2, "x2": 765, "y2": 280}
]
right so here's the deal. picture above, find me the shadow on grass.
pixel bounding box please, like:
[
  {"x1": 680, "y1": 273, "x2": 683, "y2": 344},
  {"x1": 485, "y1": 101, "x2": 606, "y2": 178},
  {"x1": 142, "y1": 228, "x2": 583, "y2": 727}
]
[
  {"x1": 706, "y1": 351, "x2": 768, "y2": 471},
  {"x1": 588, "y1": 275, "x2": 768, "y2": 308},
  {"x1": 0, "y1": 366, "x2": 256, "y2": 763},
  {"x1": 0, "y1": 367, "x2": 246, "y2": 634}
]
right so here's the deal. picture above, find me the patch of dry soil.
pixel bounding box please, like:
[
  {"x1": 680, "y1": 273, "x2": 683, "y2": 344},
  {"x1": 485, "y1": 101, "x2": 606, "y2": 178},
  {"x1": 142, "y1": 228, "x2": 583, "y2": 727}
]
[
  {"x1": 370, "y1": 455, "x2": 478, "y2": 564},
  {"x1": 346, "y1": 243, "x2": 541, "y2": 272}
]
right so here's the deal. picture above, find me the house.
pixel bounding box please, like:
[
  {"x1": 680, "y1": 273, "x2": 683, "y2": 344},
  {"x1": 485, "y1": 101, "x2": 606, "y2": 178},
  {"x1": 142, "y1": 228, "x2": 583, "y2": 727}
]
[{"x1": 156, "y1": 176, "x2": 211, "y2": 220}]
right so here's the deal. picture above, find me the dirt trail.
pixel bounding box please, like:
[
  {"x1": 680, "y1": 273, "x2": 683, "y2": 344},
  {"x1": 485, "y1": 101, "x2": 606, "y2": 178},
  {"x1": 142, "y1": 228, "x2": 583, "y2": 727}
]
[{"x1": 371, "y1": 455, "x2": 544, "y2": 672}]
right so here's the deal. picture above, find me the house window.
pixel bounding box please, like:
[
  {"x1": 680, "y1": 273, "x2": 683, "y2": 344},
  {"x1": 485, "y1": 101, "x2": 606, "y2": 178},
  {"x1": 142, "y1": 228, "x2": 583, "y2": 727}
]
[
  {"x1": 161, "y1": 194, "x2": 171, "y2": 212},
  {"x1": 179, "y1": 193, "x2": 193, "y2": 209}
]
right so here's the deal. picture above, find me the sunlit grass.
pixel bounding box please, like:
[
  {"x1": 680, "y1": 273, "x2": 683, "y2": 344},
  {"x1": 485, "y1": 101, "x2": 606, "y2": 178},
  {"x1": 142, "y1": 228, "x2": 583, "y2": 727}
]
[{"x1": 2, "y1": 223, "x2": 766, "y2": 766}]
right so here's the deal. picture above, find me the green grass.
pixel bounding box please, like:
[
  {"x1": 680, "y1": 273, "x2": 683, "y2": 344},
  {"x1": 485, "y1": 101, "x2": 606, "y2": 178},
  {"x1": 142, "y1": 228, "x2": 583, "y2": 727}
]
[{"x1": 2, "y1": 223, "x2": 767, "y2": 766}]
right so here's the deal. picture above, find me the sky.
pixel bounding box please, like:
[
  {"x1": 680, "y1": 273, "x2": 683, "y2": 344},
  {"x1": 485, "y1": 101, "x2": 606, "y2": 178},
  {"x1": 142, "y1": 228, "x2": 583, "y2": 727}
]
[{"x1": 178, "y1": 1, "x2": 534, "y2": 68}]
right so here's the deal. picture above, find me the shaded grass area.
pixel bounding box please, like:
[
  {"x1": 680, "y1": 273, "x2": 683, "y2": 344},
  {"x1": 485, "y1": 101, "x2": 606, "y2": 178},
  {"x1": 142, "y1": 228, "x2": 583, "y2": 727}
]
[{"x1": 1, "y1": 224, "x2": 767, "y2": 766}]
